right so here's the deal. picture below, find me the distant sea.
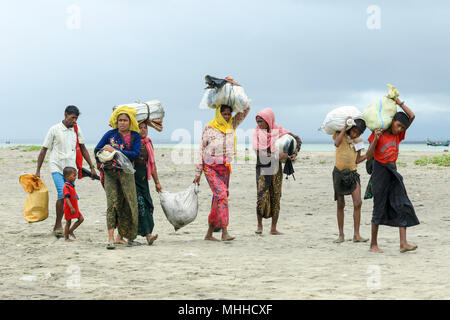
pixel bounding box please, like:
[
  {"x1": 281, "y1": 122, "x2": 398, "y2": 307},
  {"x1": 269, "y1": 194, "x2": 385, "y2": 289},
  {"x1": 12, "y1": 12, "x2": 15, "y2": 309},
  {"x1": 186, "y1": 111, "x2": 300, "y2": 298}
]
[{"x1": 1, "y1": 141, "x2": 449, "y2": 152}]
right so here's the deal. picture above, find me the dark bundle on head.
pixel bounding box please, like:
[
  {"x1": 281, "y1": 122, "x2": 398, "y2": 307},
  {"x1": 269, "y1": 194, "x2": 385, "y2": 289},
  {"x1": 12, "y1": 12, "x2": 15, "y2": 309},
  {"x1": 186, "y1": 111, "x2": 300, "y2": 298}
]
[
  {"x1": 63, "y1": 166, "x2": 77, "y2": 178},
  {"x1": 65, "y1": 105, "x2": 80, "y2": 116},
  {"x1": 393, "y1": 112, "x2": 410, "y2": 127},
  {"x1": 220, "y1": 105, "x2": 232, "y2": 113}
]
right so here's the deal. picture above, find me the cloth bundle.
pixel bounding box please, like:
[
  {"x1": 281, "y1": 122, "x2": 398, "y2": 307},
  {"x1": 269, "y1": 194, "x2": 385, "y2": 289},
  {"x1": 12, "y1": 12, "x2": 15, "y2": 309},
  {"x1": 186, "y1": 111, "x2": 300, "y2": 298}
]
[
  {"x1": 113, "y1": 100, "x2": 165, "y2": 131},
  {"x1": 199, "y1": 75, "x2": 250, "y2": 113},
  {"x1": 319, "y1": 106, "x2": 364, "y2": 135},
  {"x1": 275, "y1": 134, "x2": 297, "y2": 179}
]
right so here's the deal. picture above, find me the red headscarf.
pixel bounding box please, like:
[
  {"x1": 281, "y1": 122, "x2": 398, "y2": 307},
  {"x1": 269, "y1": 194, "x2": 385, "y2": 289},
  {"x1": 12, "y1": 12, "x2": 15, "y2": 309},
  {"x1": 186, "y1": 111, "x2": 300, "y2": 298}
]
[{"x1": 252, "y1": 108, "x2": 290, "y2": 151}]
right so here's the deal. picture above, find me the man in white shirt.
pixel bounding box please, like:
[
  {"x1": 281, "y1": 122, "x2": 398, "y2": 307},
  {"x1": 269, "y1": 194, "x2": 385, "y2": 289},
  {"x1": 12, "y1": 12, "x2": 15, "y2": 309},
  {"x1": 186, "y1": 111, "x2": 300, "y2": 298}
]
[{"x1": 35, "y1": 105, "x2": 97, "y2": 238}]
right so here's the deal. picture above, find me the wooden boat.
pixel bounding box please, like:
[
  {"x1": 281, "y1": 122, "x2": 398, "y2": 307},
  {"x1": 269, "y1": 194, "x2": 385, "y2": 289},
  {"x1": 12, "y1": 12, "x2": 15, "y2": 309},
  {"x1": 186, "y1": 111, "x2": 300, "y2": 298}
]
[{"x1": 426, "y1": 139, "x2": 449, "y2": 146}]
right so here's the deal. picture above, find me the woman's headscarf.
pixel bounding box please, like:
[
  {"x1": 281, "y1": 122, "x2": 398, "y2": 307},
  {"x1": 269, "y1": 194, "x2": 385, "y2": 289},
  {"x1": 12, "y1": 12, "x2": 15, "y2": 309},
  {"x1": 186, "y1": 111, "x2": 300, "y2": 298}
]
[
  {"x1": 140, "y1": 122, "x2": 156, "y2": 181},
  {"x1": 208, "y1": 106, "x2": 236, "y2": 151},
  {"x1": 252, "y1": 108, "x2": 290, "y2": 151},
  {"x1": 109, "y1": 106, "x2": 140, "y2": 133}
]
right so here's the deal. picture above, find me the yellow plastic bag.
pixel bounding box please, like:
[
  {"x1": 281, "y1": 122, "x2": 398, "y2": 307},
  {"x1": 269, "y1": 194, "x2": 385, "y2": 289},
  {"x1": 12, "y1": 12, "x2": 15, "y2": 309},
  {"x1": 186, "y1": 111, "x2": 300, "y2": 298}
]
[
  {"x1": 363, "y1": 84, "x2": 400, "y2": 131},
  {"x1": 19, "y1": 174, "x2": 49, "y2": 223}
]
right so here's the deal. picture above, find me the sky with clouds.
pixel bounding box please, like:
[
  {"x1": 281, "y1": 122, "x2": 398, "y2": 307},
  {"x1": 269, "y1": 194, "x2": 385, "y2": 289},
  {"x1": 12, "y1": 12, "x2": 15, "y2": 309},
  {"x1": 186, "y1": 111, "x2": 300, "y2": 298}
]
[{"x1": 1, "y1": 0, "x2": 449, "y2": 144}]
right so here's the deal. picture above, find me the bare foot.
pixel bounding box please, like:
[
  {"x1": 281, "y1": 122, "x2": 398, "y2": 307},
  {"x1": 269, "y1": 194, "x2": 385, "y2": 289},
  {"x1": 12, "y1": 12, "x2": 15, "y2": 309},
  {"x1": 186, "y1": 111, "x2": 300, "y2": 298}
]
[
  {"x1": 353, "y1": 235, "x2": 368, "y2": 242},
  {"x1": 370, "y1": 245, "x2": 384, "y2": 253},
  {"x1": 270, "y1": 230, "x2": 283, "y2": 235},
  {"x1": 222, "y1": 235, "x2": 235, "y2": 241},
  {"x1": 65, "y1": 238, "x2": 73, "y2": 242},
  {"x1": 146, "y1": 234, "x2": 158, "y2": 245},
  {"x1": 333, "y1": 235, "x2": 345, "y2": 243},
  {"x1": 115, "y1": 236, "x2": 127, "y2": 245},
  {"x1": 400, "y1": 243, "x2": 418, "y2": 253},
  {"x1": 204, "y1": 236, "x2": 220, "y2": 241}
]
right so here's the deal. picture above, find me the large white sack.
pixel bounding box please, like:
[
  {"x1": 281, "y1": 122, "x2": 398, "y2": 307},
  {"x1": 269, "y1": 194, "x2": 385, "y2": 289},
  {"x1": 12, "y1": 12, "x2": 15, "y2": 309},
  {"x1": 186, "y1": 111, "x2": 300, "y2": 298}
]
[
  {"x1": 319, "y1": 106, "x2": 363, "y2": 135},
  {"x1": 113, "y1": 100, "x2": 165, "y2": 122},
  {"x1": 160, "y1": 184, "x2": 199, "y2": 231},
  {"x1": 199, "y1": 82, "x2": 250, "y2": 113}
]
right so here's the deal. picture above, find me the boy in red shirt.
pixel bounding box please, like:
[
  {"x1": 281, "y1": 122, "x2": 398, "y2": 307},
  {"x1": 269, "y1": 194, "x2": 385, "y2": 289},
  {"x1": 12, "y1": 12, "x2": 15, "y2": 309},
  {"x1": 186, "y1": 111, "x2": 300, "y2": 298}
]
[
  {"x1": 63, "y1": 167, "x2": 84, "y2": 242},
  {"x1": 366, "y1": 98, "x2": 419, "y2": 253}
]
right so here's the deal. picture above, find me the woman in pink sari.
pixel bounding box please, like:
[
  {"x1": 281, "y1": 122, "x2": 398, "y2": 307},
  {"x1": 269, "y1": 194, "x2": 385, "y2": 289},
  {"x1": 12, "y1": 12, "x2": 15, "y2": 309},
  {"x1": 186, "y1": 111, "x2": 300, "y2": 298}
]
[{"x1": 252, "y1": 108, "x2": 302, "y2": 235}]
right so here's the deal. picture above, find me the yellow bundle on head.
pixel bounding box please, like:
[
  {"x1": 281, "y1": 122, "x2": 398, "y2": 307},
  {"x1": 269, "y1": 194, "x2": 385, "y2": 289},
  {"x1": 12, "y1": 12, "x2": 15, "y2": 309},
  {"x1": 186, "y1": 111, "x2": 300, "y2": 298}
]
[{"x1": 109, "y1": 106, "x2": 140, "y2": 133}]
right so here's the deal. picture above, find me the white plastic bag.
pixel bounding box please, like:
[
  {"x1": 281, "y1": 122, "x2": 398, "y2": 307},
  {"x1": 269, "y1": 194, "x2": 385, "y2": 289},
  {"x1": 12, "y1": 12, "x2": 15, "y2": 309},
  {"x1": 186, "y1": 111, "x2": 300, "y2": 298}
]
[
  {"x1": 96, "y1": 149, "x2": 135, "y2": 174},
  {"x1": 319, "y1": 106, "x2": 363, "y2": 135},
  {"x1": 115, "y1": 151, "x2": 135, "y2": 174},
  {"x1": 199, "y1": 82, "x2": 250, "y2": 113},
  {"x1": 160, "y1": 184, "x2": 199, "y2": 231},
  {"x1": 275, "y1": 134, "x2": 298, "y2": 163}
]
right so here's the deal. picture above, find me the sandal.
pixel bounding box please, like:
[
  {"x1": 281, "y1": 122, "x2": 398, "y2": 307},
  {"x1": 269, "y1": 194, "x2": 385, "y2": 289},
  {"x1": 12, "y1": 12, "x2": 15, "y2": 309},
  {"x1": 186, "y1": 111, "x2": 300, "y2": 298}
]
[
  {"x1": 106, "y1": 242, "x2": 115, "y2": 250},
  {"x1": 53, "y1": 230, "x2": 64, "y2": 239}
]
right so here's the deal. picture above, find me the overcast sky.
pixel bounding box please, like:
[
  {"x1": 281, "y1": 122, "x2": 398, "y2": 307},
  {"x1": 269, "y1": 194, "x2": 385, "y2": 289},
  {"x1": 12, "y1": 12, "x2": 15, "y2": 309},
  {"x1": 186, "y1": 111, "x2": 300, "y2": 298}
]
[{"x1": 1, "y1": 0, "x2": 449, "y2": 144}]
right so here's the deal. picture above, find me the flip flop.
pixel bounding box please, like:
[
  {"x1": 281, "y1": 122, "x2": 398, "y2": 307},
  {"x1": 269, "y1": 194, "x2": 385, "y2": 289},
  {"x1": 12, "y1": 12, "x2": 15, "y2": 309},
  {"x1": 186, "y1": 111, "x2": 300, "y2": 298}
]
[
  {"x1": 106, "y1": 242, "x2": 115, "y2": 250},
  {"x1": 255, "y1": 230, "x2": 262, "y2": 235},
  {"x1": 53, "y1": 230, "x2": 64, "y2": 239}
]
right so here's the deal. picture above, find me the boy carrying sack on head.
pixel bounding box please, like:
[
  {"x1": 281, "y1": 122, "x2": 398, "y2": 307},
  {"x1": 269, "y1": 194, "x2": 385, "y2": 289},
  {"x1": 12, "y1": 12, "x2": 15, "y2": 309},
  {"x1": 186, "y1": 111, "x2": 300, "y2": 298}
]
[
  {"x1": 332, "y1": 117, "x2": 368, "y2": 243},
  {"x1": 63, "y1": 167, "x2": 84, "y2": 242},
  {"x1": 366, "y1": 98, "x2": 419, "y2": 253}
]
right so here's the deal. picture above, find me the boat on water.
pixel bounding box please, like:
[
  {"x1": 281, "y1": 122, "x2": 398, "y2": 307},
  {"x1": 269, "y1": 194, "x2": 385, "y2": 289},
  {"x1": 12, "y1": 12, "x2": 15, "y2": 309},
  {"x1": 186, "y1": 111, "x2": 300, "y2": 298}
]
[{"x1": 426, "y1": 139, "x2": 449, "y2": 147}]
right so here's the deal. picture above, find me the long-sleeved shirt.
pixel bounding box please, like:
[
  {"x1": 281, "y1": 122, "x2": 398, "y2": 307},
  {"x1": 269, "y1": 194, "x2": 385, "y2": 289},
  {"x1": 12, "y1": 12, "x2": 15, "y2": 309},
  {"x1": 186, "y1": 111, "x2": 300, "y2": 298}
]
[
  {"x1": 95, "y1": 129, "x2": 141, "y2": 162},
  {"x1": 195, "y1": 107, "x2": 250, "y2": 176}
]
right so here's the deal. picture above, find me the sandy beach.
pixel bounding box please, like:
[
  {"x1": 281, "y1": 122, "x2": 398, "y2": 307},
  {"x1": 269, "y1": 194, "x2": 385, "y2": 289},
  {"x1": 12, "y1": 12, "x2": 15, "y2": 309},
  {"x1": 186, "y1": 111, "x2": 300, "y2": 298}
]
[{"x1": 1, "y1": 146, "x2": 449, "y2": 300}]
